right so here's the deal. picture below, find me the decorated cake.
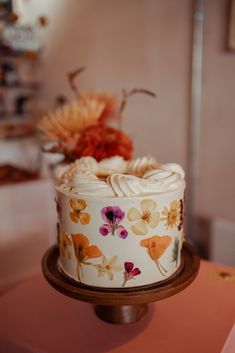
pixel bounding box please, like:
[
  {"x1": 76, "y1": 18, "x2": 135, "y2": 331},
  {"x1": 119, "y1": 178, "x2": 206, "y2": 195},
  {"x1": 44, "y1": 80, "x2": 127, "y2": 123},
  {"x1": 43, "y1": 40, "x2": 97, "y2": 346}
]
[
  {"x1": 38, "y1": 67, "x2": 185, "y2": 288},
  {"x1": 55, "y1": 155, "x2": 185, "y2": 288}
]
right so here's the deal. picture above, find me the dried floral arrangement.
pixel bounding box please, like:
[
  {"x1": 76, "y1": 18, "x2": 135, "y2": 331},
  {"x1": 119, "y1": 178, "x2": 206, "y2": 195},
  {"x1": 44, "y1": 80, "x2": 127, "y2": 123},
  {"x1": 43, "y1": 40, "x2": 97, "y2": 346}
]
[{"x1": 38, "y1": 67, "x2": 156, "y2": 162}]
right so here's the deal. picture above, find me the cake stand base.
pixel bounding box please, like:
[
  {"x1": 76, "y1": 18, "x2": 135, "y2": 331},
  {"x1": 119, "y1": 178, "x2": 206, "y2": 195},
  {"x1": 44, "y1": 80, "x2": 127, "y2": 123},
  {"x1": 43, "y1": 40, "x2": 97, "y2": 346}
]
[
  {"x1": 42, "y1": 242, "x2": 200, "y2": 324},
  {"x1": 94, "y1": 304, "x2": 148, "y2": 324}
]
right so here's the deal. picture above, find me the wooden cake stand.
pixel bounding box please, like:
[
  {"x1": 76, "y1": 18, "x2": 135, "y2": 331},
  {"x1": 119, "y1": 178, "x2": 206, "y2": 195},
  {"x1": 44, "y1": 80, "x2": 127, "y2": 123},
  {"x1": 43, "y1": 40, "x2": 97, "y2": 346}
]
[{"x1": 41, "y1": 243, "x2": 200, "y2": 324}]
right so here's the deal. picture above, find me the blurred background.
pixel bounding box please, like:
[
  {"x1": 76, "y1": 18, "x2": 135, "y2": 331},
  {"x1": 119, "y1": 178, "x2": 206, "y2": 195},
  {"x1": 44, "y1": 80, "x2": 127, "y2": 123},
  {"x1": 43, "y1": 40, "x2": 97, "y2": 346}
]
[{"x1": 0, "y1": 0, "x2": 234, "y2": 293}]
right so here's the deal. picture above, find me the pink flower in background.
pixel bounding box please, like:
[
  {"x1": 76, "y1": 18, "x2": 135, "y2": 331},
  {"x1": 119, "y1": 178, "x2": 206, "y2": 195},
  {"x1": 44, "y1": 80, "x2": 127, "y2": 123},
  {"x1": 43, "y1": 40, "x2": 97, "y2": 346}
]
[
  {"x1": 99, "y1": 206, "x2": 128, "y2": 239},
  {"x1": 123, "y1": 262, "x2": 141, "y2": 287}
]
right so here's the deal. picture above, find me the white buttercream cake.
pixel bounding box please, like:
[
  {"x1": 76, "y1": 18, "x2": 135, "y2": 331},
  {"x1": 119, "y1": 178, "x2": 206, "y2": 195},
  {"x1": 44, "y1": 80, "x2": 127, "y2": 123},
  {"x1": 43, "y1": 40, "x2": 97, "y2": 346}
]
[{"x1": 55, "y1": 155, "x2": 185, "y2": 288}]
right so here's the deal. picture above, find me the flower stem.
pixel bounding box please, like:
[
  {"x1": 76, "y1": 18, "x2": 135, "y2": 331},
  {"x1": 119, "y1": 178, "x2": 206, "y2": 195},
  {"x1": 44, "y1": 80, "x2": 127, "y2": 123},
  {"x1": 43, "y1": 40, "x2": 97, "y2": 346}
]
[
  {"x1": 155, "y1": 260, "x2": 166, "y2": 276},
  {"x1": 122, "y1": 279, "x2": 127, "y2": 287},
  {"x1": 83, "y1": 261, "x2": 93, "y2": 266},
  {"x1": 67, "y1": 67, "x2": 86, "y2": 100},
  {"x1": 158, "y1": 261, "x2": 167, "y2": 273},
  {"x1": 77, "y1": 263, "x2": 81, "y2": 282},
  {"x1": 80, "y1": 263, "x2": 84, "y2": 278}
]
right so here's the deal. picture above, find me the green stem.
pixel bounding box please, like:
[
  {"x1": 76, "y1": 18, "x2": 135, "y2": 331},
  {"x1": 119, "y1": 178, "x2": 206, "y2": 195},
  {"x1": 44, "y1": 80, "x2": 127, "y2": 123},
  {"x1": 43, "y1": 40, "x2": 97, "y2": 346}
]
[
  {"x1": 155, "y1": 260, "x2": 166, "y2": 276},
  {"x1": 80, "y1": 263, "x2": 84, "y2": 278},
  {"x1": 122, "y1": 279, "x2": 127, "y2": 287},
  {"x1": 77, "y1": 262, "x2": 81, "y2": 281},
  {"x1": 158, "y1": 260, "x2": 167, "y2": 273}
]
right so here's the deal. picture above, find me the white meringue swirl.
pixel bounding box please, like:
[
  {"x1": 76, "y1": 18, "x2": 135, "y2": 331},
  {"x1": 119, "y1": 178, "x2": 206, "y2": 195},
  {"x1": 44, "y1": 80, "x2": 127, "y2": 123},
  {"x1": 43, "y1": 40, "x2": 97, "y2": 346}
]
[
  {"x1": 97, "y1": 156, "x2": 127, "y2": 176},
  {"x1": 126, "y1": 155, "x2": 159, "y2": 177},
  {"x1": 56, "y1": 156, "x2": 185, "y2": 197}
]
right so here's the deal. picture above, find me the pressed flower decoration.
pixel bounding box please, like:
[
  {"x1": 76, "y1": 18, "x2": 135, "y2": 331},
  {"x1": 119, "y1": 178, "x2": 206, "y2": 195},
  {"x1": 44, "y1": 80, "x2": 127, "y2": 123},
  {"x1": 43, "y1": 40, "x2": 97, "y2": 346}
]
[
  {"x1": 215, "y1": 271, "x2": 235, "y2": 283},
  {"x1": 180, "y1": 231, "x2": 186, "y2": 244},
  {"x1": 71, "y1": 233, "x2": 102, "y2": 281},
  {"x1": 38, "y1": 67, "x2": 156, "y2": 162},
  {"x1": 60, "y1": 233, "x2": 72, "y2": 259},
  {"x1": 122, "y1": 262, "x2": 141, "y2": 287},
  {"x1": 69, "y1": 198, "x2": 90, "y2": 225},
  {"x1": 54, "y1": 196, "x2": 62, "y2": 222},
  {"x1": 161, "y1": 200, "x2": 181, "y2": 229},
  {"x1": 140, "y1": 235, "x2": 171, "y2": 276},
  {"x1": 93, "y1": 256, "x2": 122, "y2": 281},
  {"x1": 171, "y1": 238, "x2": 180, "y2": 266},
  {"x1": 127, "y1": 199, "x2": 160, "y2": 236},
  {"x1": 99, "y1": 206, "x2": 128, "y2": 239},
  {"x1": 178, "y1": 199, "x2": 184, "y2": 231}
]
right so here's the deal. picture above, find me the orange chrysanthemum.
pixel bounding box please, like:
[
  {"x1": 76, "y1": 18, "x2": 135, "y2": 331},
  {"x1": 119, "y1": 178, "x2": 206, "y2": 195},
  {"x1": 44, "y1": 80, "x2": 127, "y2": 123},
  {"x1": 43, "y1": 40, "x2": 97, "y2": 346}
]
[
  {"x1": 38, "y1": 92, "x2": 117, "y2": 144},
  {"x1": 81, "y1": 92, "x2": 118, "y2": 123},
  {"x1": 71, "y1": 124, "x2": 133, "y2": 161}
]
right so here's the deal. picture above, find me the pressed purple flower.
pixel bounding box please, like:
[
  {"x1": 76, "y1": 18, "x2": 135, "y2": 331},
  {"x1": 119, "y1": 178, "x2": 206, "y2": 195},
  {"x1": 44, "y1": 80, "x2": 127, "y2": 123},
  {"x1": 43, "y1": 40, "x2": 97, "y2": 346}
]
[
  {"x1": 123, "y1": 261, "x2": 141, "y2": 286},
  {"x1": 101, "y1": 206, "x2": 125, "y2": 225},
  {"x1": 99, "y1": 206, "x2": 128, "y2": 238}
]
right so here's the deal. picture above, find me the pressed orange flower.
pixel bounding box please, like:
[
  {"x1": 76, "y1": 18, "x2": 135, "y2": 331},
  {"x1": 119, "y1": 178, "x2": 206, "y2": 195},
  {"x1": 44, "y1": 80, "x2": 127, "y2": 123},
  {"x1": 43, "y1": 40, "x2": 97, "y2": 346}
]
[
  {"x1": 60, "y1": 233, "x2": 72, "y2": 259},
  {"x1": 71, "y1": 123, "x2": 133, "y2": 162},
  {"x1": 72, "y1": 233, "x2": 102, "y2": 281},
  {"x1": 127, "y1": 199, "x2": 160, "y2": 235},
  {"x1": 140, "y1": 235, "x2": 171, "y2": 276},
  {"x1": 94, "y1": 256, "x2": 122, "y2": 281},
  {"x1": 69, "y1": 198, "x2": 90, "y2": 224},
  {"x1": 161, "y1": 200, "x2": 180, "y2": 229}
]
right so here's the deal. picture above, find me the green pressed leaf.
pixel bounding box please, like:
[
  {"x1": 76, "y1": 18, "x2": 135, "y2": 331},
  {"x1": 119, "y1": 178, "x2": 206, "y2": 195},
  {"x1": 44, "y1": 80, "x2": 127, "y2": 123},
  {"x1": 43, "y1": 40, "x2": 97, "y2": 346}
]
[{"x1": 171, "y1": 238, "x2": 180, "y2": 266}]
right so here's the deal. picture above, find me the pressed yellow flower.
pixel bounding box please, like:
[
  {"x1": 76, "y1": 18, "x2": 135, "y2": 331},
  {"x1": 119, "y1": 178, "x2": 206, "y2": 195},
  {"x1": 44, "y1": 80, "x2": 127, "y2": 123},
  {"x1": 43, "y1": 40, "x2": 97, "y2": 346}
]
[
  {"x1": 127, "y1": 199, "x2": 160, "y2": 235},
  {"x1": 94, "y1": 256, "x2": 122, "y2": 281},
  {"x1": 215, "y1": 271, "x2": 235, "y2": 283},
  {"x1": 71, "y1": 233, "x2": 102, "y2": 281},
  {"x1": 60, "y1": 233, "x2": 72, "y2": 259},
  {"x1": 161, "y1": 200, "x2": 180, "y2": 229},
  {"x1": 140, "y1": 235, "x2": 171, "y2": 276},
  {"x1": 69, "y1": 198, "x2": 90, "y2": 224}
]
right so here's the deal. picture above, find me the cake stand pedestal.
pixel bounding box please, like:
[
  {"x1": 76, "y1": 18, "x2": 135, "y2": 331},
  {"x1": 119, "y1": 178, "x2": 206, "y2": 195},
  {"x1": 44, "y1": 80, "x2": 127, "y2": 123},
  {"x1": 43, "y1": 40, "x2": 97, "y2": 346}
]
[{"x1": 42, "y1": 243, "x2": 200, "y2": 324}]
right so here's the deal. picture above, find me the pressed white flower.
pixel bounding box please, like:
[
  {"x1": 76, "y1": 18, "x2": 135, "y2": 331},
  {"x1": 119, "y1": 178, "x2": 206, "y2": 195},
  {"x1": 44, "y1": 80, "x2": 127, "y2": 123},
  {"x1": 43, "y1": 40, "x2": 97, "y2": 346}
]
[
  {"x1": 95, "y1": 256, "x2": 122, "y2": 280},
  {"x1": 127, "y1": 199, "x2": 160, "y2": 235}
]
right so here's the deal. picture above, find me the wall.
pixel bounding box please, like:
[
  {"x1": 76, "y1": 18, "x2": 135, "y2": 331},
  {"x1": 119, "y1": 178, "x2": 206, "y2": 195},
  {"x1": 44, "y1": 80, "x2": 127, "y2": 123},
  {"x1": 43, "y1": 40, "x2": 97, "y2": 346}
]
[
  {"x1": 198, "y1": 0, "x2": 235, "y2": 223},
  {"x1": 40, "y1": 0, "x2": 192, "y2": 168},
  {"x1": 27, "y1": 0, "x2": 235, "y2": 225}
]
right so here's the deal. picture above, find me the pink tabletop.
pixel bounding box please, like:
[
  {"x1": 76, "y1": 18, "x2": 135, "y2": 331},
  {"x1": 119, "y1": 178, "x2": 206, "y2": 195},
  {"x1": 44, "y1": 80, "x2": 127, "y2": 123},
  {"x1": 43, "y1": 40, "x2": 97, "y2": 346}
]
[{"x1": 0, "y1": 260, "x2": 235, "y2": 353}]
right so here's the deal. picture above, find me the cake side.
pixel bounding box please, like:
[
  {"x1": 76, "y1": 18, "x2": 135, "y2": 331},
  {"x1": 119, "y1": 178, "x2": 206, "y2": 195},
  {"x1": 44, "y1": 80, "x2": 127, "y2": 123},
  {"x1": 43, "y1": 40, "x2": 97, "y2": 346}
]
[{"x1": 55, "y1": 156, "x2": 185, "y2": 288}]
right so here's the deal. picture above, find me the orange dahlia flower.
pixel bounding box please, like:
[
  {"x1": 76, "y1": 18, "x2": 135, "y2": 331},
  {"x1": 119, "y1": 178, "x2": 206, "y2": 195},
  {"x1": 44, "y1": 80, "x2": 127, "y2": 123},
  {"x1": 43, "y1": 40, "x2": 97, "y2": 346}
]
[{"x1": 71, "y1": 124, "x2": 133, "y2": 161}]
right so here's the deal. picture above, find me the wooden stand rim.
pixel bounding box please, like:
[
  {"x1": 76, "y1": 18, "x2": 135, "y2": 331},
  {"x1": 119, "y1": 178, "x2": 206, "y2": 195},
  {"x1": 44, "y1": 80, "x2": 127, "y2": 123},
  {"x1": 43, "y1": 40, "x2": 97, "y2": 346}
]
[{"x1": 41, "y1": 242, "x2": 200, "y2": 306}]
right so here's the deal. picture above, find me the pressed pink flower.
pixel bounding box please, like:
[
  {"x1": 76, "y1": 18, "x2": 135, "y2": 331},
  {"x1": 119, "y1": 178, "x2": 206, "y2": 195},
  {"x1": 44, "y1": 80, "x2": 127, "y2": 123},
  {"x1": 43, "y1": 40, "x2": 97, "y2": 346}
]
[
  {"x1": 99, "y1": 224, "x2": 111, "y2": 236},
  {"x1": 117, "y1": 225, "x2": 128, "y2": 239},
  {"x1": 99, "y1": 206, "x2": 128, "y2": 239},
  {"x1": 123, "y1": 261, "x2": 141, "y2": 287}
]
